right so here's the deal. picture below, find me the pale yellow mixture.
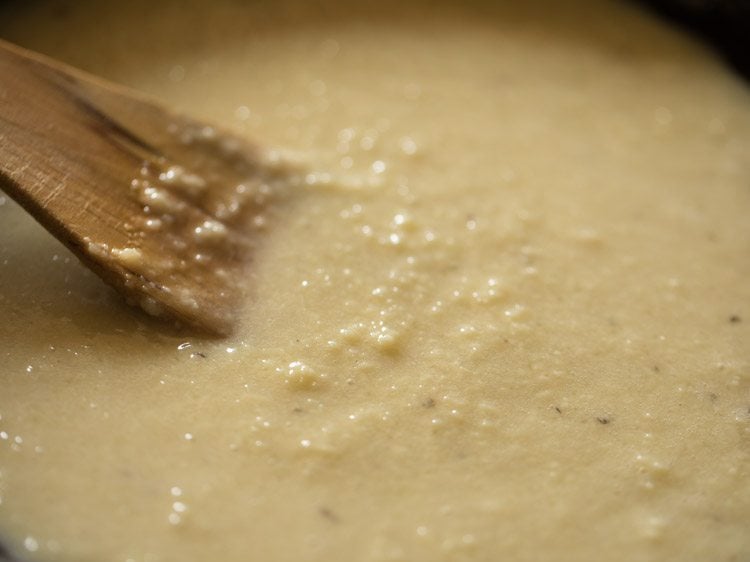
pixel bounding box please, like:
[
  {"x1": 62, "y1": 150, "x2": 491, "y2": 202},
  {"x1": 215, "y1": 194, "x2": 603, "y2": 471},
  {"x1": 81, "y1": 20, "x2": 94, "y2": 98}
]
[{"x1": 1, "y1": 0, "x2": 749, "y2": 561}]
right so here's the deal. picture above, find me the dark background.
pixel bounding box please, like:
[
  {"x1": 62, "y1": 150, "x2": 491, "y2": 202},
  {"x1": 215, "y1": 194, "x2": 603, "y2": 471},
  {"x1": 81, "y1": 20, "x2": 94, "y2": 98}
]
[
  {"x1": 640, "y1": 0, "x2": 750, "y2": 80},
  {"x1": 0, "y1": 1, "x2": 748, "y2": 561}
]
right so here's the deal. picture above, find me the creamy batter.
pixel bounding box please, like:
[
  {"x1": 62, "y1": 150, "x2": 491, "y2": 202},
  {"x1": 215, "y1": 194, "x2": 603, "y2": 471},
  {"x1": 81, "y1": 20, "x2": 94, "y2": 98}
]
[{"x1": 0, "y1": 0, "x2": 749, "y2": 561}]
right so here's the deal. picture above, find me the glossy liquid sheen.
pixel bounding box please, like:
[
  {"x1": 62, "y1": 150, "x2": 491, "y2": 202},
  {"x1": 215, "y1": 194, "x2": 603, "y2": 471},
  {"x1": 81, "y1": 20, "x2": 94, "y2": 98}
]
[{"x1": 1, "y1": 1, "x2": 749, "y2": 561}]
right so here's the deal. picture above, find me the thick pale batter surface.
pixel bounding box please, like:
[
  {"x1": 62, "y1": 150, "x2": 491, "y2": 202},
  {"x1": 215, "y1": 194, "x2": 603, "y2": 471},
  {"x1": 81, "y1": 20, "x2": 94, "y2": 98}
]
[{"x1": 1, "y1": 1, "x2": 749, "y2": 561}]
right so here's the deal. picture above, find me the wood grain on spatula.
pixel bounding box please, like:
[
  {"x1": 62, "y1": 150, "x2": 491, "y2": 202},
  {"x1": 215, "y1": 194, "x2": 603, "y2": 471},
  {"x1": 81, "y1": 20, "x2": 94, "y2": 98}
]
[{"x1": 0, "y1": 39, "x2": 290, "y2": 335}]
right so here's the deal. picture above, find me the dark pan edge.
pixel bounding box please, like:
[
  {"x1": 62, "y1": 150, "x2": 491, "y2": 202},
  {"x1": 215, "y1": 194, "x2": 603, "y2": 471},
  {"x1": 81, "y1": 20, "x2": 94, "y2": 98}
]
[{"x1": 636, "y1": 0, "x2": 750, "y2": 81}]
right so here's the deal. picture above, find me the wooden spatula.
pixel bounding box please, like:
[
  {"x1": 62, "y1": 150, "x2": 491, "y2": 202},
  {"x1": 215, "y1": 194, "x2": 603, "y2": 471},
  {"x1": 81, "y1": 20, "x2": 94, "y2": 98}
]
[{"x1": 0, "y1": 39, "x2": 291, "y2": 335}]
